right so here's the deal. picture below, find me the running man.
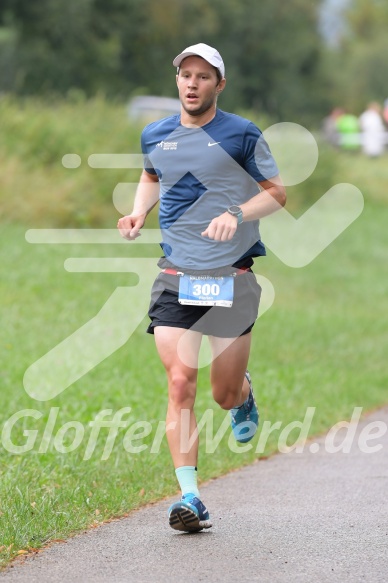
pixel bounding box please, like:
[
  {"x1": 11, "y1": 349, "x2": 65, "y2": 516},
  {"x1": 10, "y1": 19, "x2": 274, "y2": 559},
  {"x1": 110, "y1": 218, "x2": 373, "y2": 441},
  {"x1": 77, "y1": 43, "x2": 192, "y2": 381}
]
[{"x1": 118, "y1": 43, "x2": 286, "y2": 532}]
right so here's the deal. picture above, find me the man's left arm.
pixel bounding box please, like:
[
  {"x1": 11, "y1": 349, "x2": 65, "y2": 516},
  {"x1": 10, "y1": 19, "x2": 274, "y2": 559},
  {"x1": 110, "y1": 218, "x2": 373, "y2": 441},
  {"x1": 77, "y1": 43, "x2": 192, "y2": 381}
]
[{"x1": 201, "y1": 177, "x2": 286, "y2": 242}]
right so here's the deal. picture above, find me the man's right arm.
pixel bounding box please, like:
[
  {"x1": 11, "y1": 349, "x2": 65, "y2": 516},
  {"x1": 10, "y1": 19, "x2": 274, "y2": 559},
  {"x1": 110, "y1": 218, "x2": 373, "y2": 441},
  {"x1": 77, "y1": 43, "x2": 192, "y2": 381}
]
[{"x1": 117, "y1": 170, "x2": 160, "y2": 240}]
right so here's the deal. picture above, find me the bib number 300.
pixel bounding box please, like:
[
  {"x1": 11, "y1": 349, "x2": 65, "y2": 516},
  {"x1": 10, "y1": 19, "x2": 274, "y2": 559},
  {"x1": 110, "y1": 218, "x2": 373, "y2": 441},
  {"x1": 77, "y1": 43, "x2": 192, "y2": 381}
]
[
  {"x1": 193, "y1": 282, "x2": 220, "y2": 297},
  {"x1": 178, "y1": 274, "x2": 234, "y2": 307}
]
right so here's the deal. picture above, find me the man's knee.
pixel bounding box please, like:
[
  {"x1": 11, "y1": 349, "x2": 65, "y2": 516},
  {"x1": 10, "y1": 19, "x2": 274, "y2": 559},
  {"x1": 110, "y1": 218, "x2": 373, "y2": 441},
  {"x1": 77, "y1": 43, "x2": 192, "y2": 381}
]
[
  {"x1": 168, "y1": 372, "x2": 196, "y2": 409},
  {"x1": 212, "y1": 380, "x2": 240, "y2": 410},
  {"x1": 211, "y1": 369, "x2": 248, "y2": 410},
  {"x1": 213, "y1": 393, "x2": 239, "y2": 410}
]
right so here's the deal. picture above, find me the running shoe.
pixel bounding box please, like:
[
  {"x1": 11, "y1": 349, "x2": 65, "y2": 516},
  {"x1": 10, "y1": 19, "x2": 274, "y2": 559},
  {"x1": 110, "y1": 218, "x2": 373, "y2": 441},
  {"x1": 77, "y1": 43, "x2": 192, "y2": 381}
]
[
  {"x1": 168, "y1": 493, "x2": 212, "y2": 532},
  {"x1": 230, "y1": 371, "x2": 259, "y2": 443}
]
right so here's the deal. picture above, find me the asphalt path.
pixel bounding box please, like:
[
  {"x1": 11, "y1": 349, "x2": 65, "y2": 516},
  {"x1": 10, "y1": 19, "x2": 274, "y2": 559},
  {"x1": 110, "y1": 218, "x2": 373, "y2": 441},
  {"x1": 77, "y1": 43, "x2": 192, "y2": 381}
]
[{"x1": 1, "y1": 406, "x2": 387, "y2": 583}]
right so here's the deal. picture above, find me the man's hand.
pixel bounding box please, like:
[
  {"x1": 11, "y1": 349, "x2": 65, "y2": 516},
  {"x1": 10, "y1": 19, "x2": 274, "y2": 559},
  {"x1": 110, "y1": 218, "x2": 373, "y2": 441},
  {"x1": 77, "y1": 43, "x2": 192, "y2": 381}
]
[
  {"x1": 201, "y1": 212, "x2": 238, "y2": 242},
  {"x1": 117, "y1": 214, "x2": 146, "y2": 240}
]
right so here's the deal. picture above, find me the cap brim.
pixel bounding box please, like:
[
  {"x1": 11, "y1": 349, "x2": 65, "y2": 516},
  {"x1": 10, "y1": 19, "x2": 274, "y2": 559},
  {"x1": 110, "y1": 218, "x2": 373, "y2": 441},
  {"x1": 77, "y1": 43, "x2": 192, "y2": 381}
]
[{"x1": 172, "y1": 52, "x2": 200, "y2": 68}]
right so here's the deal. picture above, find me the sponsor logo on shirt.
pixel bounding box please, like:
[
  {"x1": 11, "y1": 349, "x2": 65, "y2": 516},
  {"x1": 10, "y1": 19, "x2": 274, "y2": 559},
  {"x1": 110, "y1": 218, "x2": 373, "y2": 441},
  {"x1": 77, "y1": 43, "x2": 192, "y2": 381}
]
[{"x1": 156, "y1": 140, "x2": 178, "y2": 150}]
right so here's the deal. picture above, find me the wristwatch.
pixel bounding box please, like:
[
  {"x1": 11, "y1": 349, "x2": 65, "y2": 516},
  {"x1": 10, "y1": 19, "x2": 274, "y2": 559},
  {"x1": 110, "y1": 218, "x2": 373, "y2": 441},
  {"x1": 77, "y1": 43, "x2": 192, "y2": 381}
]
[{"x1": 227, "y1": 205, "x2": 243, "y2": 225}]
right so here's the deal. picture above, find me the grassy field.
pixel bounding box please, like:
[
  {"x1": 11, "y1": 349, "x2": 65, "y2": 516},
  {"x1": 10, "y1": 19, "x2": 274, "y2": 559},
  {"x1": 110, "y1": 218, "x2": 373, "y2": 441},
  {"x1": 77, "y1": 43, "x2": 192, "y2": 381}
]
[{"x1": 1, "y1": 98, "x2": 387, "y2": 567}]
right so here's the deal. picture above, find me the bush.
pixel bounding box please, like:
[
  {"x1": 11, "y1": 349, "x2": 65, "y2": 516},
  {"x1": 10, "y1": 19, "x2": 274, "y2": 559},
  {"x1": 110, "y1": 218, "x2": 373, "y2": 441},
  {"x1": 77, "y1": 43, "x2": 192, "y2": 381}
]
[{"x1": 0, "y1": 95, "x2": 144, "y2": 227}]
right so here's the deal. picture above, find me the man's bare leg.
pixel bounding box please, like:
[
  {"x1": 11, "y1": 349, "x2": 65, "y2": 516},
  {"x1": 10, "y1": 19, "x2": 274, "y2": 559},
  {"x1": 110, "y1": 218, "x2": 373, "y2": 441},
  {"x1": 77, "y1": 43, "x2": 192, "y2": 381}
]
[
  {"x1": 154, "y1": 326, "x2": 212, "y2": 531},
  {"x1": 154, "y1": 326, "x2": 202, "y2": 468},
  {"x1": 209, "y1": 333, "x2": 251, "y2": 410}
]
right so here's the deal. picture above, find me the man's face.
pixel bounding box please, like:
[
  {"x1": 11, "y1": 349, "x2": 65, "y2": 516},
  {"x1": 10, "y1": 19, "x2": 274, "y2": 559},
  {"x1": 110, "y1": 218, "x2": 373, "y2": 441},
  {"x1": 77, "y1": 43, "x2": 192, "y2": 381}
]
[{"x1": 176, "y1": 56, "x2": 225, "y2": 117}]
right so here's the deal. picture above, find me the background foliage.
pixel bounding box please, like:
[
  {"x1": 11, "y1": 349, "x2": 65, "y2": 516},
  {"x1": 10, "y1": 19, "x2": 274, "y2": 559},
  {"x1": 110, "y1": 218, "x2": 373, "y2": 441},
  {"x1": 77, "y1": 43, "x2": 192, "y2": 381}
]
[
  {"x1": 321, "y1": 0, "x2": 388, "y2": 112},
  {"x1": 1, "y1": 0, "x2": 387, "y2": 121}
]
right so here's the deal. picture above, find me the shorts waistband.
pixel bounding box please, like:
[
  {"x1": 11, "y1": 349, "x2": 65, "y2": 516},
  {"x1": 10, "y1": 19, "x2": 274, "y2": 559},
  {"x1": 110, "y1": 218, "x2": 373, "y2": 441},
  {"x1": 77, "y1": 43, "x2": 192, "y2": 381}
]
[{"x1": 161, "y1": 267, "x2": 251, "y2": 277}]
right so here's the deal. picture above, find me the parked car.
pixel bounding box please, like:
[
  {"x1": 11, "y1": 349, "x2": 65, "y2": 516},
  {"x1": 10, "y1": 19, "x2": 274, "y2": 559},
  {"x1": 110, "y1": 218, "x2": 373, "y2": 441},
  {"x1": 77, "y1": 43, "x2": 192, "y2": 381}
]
[{"x1": 127, "y1": 95, "x2": 181, "y2": 122}]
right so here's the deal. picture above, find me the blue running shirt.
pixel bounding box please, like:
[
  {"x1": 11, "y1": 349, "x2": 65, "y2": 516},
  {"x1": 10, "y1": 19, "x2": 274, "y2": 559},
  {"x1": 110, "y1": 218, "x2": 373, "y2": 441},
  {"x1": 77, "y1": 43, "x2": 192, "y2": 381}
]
[{"x1": 141, "y1": 109, "x2": 279, "y2": 270}]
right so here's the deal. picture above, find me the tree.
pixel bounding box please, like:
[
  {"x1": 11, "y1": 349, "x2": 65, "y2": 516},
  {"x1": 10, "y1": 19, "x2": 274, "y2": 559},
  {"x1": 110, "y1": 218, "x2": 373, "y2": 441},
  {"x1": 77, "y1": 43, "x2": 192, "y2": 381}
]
[
  {"x1": 322, "y1": 0, "x2": 388, "y2": 112},
  {"x1": 118, "y1": 0, "x2": 327, "y2": 121},
  {"x1": 0, "y1": 0, "x2": 328, "y2": 123},
  {"x1": 0, "y1": 0, "x2": 125, "y2": 94}
]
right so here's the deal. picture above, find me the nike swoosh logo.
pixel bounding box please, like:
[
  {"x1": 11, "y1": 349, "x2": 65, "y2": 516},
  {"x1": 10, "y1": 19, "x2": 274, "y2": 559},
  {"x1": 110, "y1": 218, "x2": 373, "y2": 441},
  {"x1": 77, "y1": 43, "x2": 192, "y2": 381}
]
[{"x1": 208, "y1": 141, "x2": 221, "y2": 147}]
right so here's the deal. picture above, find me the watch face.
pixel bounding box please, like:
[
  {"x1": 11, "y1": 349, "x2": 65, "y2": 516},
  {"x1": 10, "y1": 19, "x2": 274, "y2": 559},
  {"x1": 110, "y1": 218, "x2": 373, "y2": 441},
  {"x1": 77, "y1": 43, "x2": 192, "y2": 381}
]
[{"x1": 229, "y1": 205, "x2": 241, "y2": 214}]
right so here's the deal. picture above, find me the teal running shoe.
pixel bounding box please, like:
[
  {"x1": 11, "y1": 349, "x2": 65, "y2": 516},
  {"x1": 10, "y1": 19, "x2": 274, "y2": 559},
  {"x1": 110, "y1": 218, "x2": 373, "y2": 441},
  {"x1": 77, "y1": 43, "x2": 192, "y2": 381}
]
[
  {"x1": 168, "y1": 493, "x2": 212, "y2": 532},
  {"x1": 230, "y1": 371, "x2": 259, "y2": 443}
]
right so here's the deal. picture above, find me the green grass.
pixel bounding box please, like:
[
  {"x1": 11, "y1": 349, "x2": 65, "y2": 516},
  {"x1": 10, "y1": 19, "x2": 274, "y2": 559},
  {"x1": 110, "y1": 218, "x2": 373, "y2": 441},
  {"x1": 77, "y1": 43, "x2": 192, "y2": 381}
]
[{"x1": 1, "y1": 99, "x2": 388, "y2": 567}]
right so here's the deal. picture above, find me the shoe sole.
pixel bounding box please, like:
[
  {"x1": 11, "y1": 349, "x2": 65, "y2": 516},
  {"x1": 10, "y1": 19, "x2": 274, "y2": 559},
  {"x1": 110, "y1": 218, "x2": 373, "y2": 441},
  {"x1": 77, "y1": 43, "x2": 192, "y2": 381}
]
[{"x1": 168, "y1": 503, "x2": 212, "y2": 533}]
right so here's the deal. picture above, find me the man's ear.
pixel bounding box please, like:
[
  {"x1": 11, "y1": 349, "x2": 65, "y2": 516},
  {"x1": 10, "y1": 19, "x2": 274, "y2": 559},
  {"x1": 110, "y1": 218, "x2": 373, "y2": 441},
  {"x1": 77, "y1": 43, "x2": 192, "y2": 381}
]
[{"x1": 217, "y1": 78, "x2": 227, "y2": 93}]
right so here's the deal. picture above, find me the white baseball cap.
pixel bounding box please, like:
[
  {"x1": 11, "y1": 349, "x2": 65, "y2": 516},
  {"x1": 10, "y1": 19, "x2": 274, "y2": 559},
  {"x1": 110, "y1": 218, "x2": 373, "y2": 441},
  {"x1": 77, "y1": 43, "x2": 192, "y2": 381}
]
[{"x1": 173, "y1": 43, "x2": 225, "y2": 78}]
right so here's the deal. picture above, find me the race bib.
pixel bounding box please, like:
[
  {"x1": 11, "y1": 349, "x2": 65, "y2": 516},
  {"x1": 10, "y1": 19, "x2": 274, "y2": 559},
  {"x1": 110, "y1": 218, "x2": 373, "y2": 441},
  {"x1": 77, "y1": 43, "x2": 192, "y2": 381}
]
[{"x1": 178, "y1": 274, "x2": 234, "y2": 307}]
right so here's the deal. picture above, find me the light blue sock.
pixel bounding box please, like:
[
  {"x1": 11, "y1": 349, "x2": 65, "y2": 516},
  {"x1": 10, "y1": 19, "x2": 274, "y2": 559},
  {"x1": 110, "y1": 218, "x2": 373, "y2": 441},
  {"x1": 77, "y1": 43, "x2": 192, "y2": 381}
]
[{"x1": 175, "y1": 466, "x2": 200, "y2": 498}]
